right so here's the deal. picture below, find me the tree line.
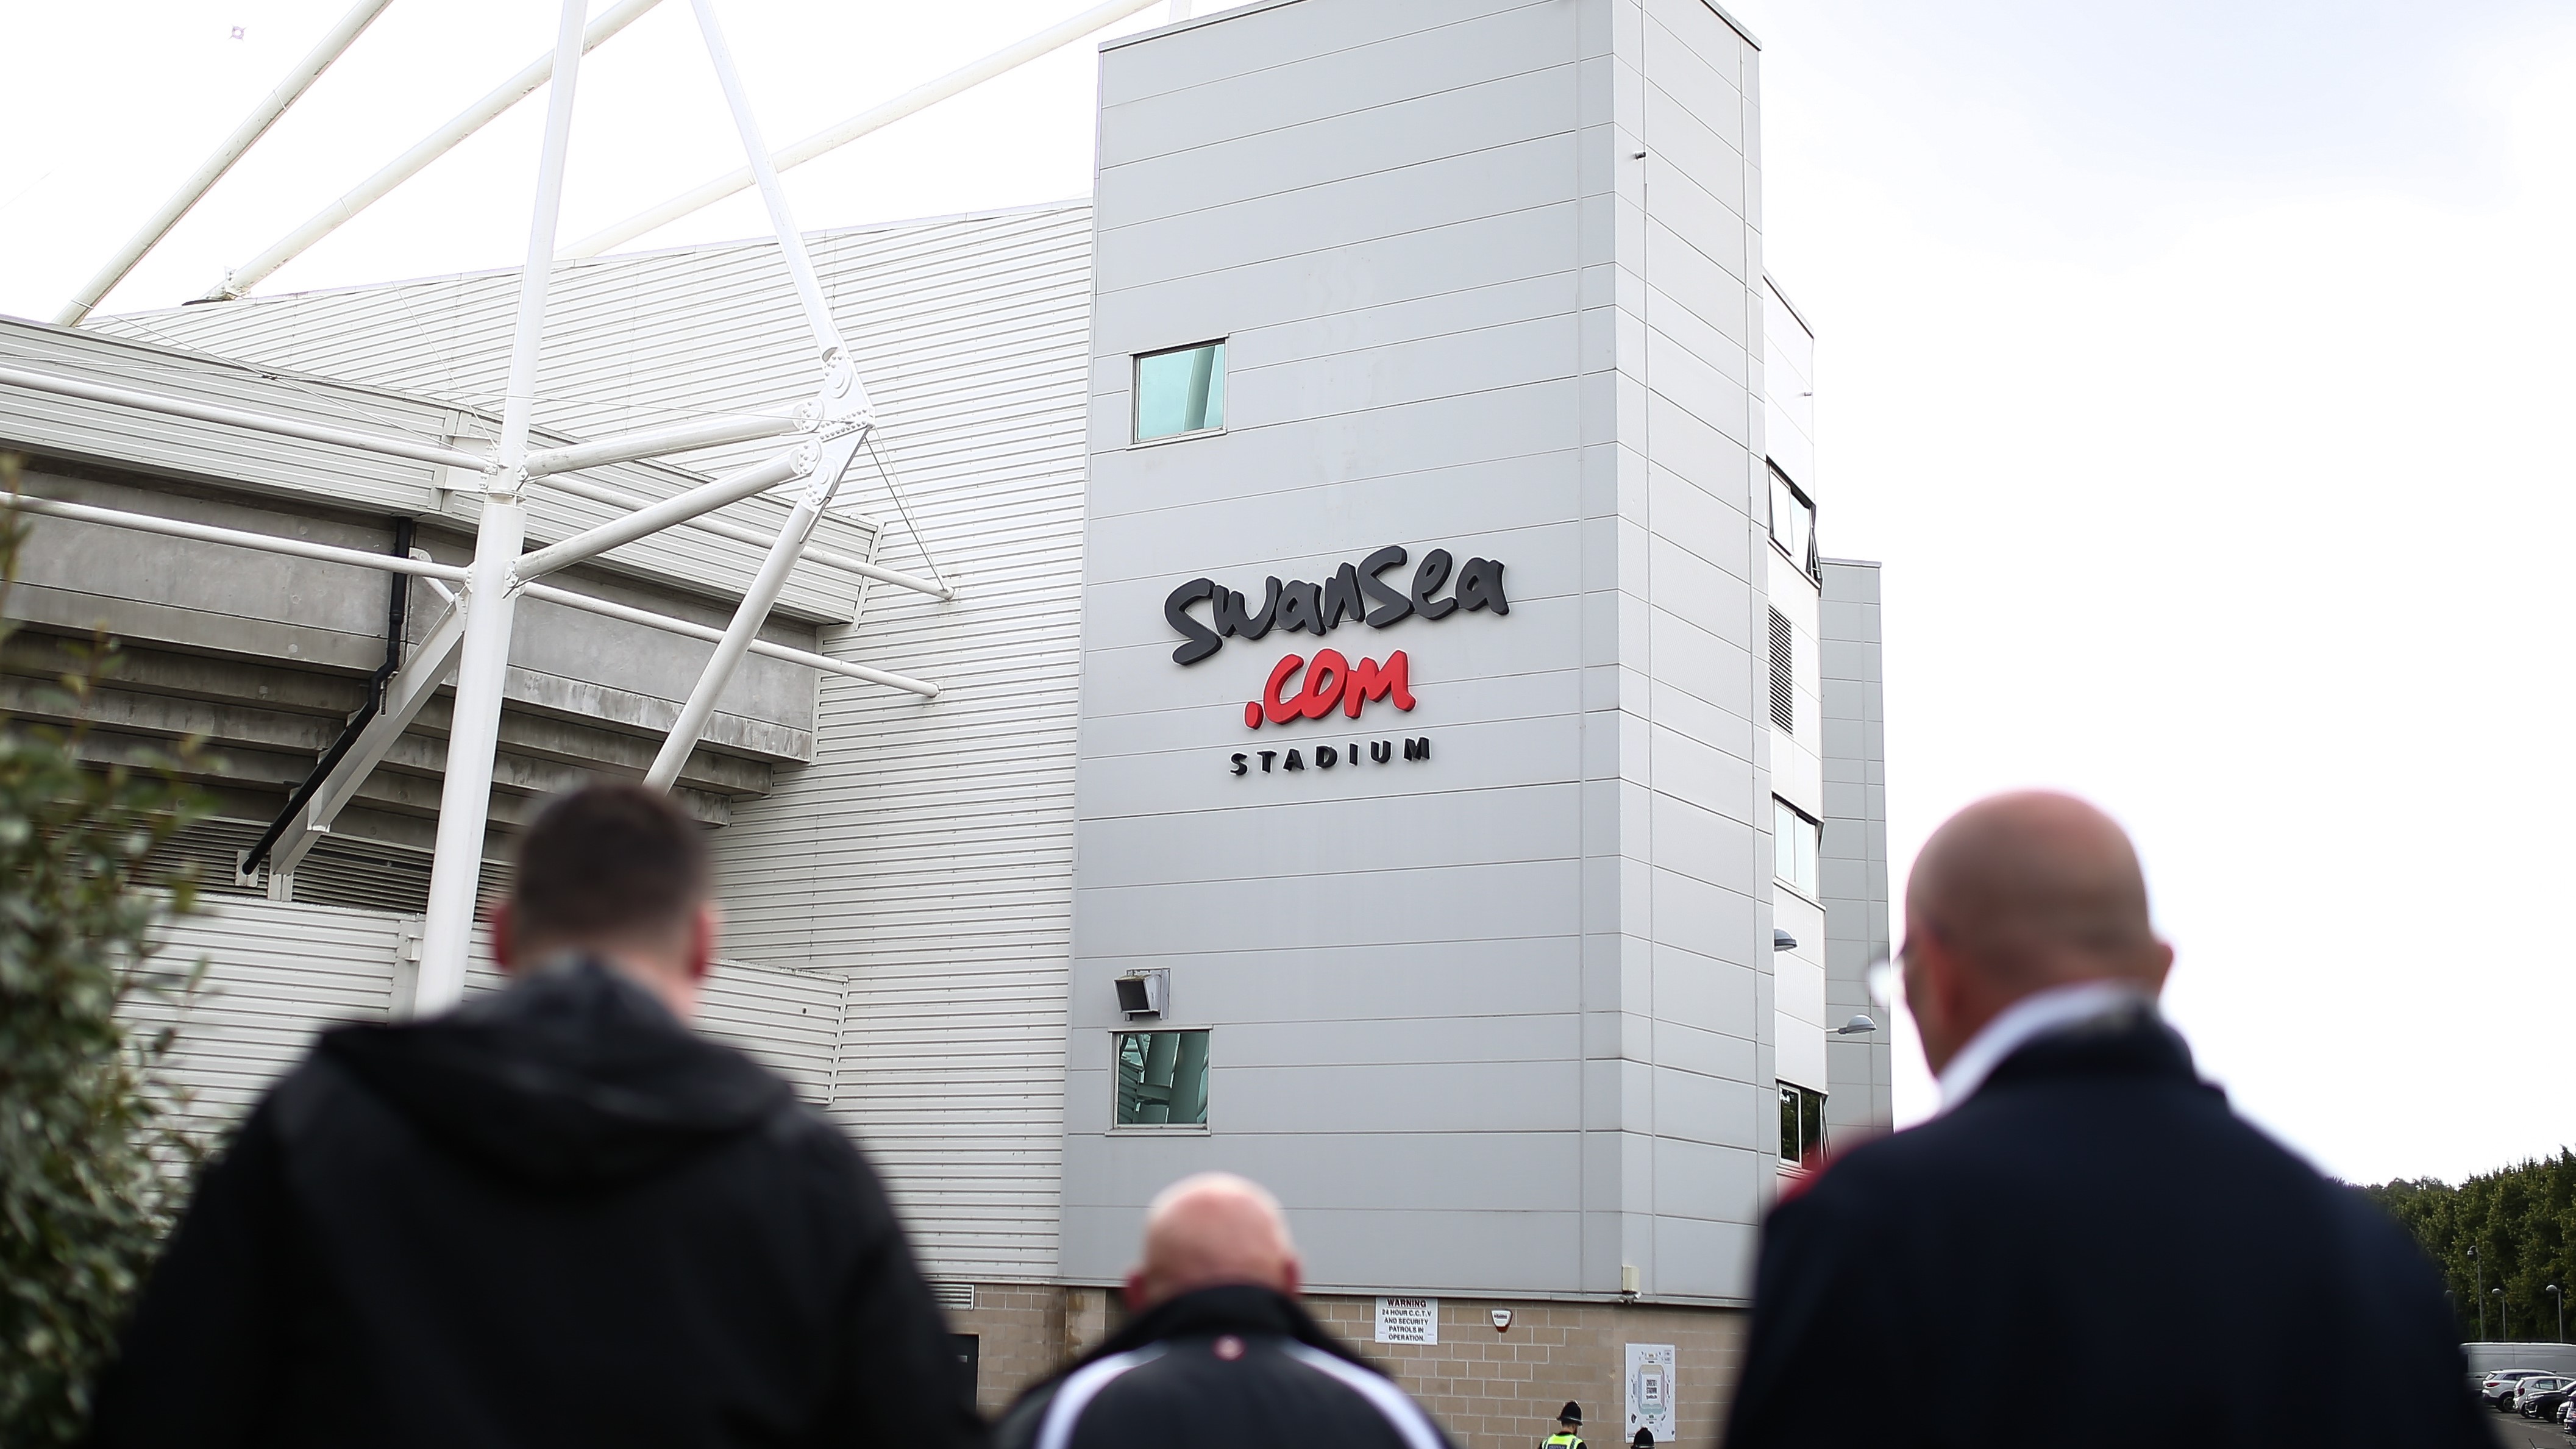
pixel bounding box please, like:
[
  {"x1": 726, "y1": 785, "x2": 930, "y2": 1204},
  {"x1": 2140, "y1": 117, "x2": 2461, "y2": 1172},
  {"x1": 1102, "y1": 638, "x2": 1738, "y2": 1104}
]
[{"x1": 2361, "y1": 1151, "x2": 2576, "y2": 1342}]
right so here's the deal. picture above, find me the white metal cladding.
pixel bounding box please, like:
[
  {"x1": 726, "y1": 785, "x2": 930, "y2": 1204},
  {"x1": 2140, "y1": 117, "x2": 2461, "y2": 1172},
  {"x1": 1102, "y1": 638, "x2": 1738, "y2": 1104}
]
[
  {"x1": 127, "y1": 897, "x2": 847, "y2": 1151},
  {"x1": 133, "y1": 899, "x2": 404, "y2": 1145},
  {"x1": 104, "y1": 204, "x2": 1098, "y2": 1280},
  {"x1": 452, "y1": 944, "x2": 845, "y2": 1108},
  {"x1": 14, "y1": 318, "x2": 874, "y2": 625}
]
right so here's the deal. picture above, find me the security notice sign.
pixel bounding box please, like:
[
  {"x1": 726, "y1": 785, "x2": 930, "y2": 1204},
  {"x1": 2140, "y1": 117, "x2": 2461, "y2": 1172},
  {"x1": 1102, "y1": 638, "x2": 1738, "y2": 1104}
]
[
  {"x1": 1373, "y1": 1297, "x2": 1439, "y2": 1345},
  {"x1": 1625, "y1": 1342, "x2": 1677, "y2": 1443}
]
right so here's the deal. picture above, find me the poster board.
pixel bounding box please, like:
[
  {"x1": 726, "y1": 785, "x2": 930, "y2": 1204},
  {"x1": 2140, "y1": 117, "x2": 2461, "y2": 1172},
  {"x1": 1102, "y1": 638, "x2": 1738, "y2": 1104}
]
[{"x1": 1625, "y1": 1342, "x2": 1677, "y2": 1444}]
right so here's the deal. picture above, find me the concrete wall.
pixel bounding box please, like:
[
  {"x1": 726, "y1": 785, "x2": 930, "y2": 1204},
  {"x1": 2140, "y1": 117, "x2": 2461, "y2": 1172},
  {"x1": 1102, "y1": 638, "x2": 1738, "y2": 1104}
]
[{"x1": 1066, "y1": 0, "x2": 1774, "y2": 1306}]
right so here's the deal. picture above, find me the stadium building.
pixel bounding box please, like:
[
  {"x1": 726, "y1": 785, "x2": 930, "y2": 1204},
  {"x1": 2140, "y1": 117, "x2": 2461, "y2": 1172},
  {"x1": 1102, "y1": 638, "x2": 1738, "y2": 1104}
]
[{"x1": 1, "y1": 1, "x2": 1891, "y2": 1440}]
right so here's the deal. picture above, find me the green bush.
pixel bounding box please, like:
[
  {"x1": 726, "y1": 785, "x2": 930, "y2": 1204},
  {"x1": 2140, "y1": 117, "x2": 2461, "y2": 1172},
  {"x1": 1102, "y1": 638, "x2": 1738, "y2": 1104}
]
[{"x1": 0, "y1": 457, "x2": 211, "y2": 1447}]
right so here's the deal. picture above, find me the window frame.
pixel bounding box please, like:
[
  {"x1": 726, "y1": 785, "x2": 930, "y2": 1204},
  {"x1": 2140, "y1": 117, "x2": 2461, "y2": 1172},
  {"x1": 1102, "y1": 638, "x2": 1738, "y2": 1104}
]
[
  {"x1": 1766, "y1": 462, "x2": 1820, "y2": 583},
  {"x1": 1110, "y1": 1027, "x2": 1214, "y2": 1133},
  {"x1": 1773, "y1": 796, "x2": 1821, "y2": 902},
  {"x1": 1778, "y1": 1081, "x2": 1829, "y2": 1164},
  {"x1": 1131, "y1": 339, "x2": 1229, "y2": 446}
]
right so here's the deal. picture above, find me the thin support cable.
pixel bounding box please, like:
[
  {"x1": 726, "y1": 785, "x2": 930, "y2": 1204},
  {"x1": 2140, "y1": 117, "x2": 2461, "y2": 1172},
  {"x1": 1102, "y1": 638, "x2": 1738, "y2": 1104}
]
[{"x1": 862, "y1": 433, "x2": 949, "y2": 596}]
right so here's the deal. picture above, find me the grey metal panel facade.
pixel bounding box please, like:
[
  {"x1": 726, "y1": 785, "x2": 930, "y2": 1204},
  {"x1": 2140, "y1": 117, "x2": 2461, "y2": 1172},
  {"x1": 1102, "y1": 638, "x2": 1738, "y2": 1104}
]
[
  {"x1": 1068, "y1": 0, "x2": 1773, "y2": 1305},
  {"x1": 1818, "y1": 558, "x2": 1891, "y2": 1137}
]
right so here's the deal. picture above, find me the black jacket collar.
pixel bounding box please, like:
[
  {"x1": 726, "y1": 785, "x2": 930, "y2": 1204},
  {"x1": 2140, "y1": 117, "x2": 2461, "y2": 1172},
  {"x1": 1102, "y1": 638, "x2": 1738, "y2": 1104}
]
[
  {"x1": 1977, "y1": 999, "x2": 2207, "y2": 1098},
  {"x1": 1086, "y1": 1284, "x2": 1368, "y2": 1369}
]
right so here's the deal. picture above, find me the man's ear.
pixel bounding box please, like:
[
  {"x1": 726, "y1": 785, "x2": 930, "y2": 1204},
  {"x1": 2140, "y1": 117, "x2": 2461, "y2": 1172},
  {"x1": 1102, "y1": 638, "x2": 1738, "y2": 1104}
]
[
  {"x1": 1279, "y1": 1254, "x2": 1302, "y2": 1300},
  {"x1": 1122, "y1": 1267, "x2": 1150, "y2": 1313},
  {"x1": 489, "y1": 900, "x2": 519, "y2": 975},
  {"x1": 685, "y1": 900, "x2": 719, "y2": 983}
]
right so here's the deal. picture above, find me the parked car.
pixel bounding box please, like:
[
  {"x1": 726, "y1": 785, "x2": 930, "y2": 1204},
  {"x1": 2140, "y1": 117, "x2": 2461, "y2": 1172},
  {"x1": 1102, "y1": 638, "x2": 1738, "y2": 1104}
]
[
  {"x1": 2488, "y1": 1370, "x2": 2550, "y2": 1408},
  {"x1": 2518, "y1": 1376, "x2": 2575, "y2": 1418}
]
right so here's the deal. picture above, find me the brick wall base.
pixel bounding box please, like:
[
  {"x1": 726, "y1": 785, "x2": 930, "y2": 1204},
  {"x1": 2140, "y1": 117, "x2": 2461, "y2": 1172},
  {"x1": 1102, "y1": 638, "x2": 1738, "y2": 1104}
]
[{"x1": 948, "y1": 1284, "x2": 1744, "y2": 1448}]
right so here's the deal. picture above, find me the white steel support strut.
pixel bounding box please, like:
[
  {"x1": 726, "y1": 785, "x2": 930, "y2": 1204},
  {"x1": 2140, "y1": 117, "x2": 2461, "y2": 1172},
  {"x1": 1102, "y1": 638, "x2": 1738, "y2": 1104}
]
[
  {"x1": 639, "y1": 0, "x2": 888, "y2": 791},
  {"x1": 210, "y1": 0, "x2": 666, "y2": 301},
  {"x1": 643, "y1": 429, "x2": 867, "y2": 790},
  {"x1": 54, "y1": 0, "x2": 396, "y2": 325},
  {"x1": 414, "y1": 0, "x2": 591, "y2": 1015},
  {"x1": 688, "y1": 0, "x2": 847, "y2": 365},
  {"x1": 270, "y1": 595, "x2": 470, "y2": 875},
  {"x1": 563, "y1": 0, "x2": 1162, "y2": 259}
]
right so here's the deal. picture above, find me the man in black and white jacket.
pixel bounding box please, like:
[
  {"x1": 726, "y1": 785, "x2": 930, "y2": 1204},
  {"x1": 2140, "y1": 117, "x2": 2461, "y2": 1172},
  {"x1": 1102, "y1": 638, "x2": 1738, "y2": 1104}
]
[{"x1": 994, "y1": 1173, "x2": 1451, "y2": 1449}]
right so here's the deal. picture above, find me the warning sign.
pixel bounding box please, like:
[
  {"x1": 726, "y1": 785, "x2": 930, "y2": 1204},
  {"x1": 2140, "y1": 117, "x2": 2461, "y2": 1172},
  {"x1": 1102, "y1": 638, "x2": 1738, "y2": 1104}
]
[{"x1": 1373, "y1": 1296, "x2": 1439, "y2": 1345}]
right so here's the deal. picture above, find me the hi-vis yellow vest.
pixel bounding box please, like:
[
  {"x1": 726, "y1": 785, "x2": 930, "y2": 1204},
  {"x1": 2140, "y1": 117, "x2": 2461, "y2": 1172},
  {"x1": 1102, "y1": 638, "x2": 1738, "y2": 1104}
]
[{"x1": 1546, "y1": 1434, "x2": 1586, "y2": 1449}]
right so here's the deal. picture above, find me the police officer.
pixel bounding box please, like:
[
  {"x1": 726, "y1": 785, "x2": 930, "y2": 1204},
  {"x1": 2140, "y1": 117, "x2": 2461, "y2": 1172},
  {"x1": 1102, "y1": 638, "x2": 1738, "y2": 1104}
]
[{"x1": 1544, "y1": 1402, "x2": 1585, "y2": 1449}]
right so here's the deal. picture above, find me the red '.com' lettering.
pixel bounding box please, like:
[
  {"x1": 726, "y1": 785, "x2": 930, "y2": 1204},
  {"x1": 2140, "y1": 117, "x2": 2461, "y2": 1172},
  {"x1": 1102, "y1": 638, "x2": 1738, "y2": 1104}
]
[{"x1": 1243, "y1": 650, "x2": 1415, "y2": 729}]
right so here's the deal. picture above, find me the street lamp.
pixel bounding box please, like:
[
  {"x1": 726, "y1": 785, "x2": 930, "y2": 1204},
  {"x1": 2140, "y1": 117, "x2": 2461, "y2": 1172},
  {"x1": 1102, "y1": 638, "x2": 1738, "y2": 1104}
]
[
  {"x1": 2549, "y1": 1284, "x2": 2563, "y2": 1344},
  {"x1": 2472, "y1": 1248, "x2": 2485, "y2": 1339}
]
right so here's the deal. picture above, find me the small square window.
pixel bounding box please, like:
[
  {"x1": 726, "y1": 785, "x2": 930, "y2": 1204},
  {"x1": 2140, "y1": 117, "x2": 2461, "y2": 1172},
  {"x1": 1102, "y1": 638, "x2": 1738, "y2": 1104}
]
[
  {"x1": 1115, "y1": 1030, "x2": 1210, "y2": 1127},
  {"x1": 1134, "y1": 341, "x2": 1226, "y2": 441}
]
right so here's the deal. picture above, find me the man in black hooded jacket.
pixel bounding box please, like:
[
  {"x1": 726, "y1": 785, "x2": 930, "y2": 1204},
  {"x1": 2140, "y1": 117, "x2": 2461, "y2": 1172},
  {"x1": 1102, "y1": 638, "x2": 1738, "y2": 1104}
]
[
  {"x1": 994, "y1": 1173, "x2": 1450, "y2": 1449},
  {"x1": 90, "y1": 784, "x2": 978, "y2": 1449}
]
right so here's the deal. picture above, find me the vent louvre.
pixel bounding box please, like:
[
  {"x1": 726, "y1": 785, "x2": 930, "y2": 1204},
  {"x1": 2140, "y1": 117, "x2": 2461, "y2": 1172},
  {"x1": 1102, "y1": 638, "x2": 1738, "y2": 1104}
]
[
  {"x1": 928, "y1": 1281, "x2": 976, "y2": 1310},
  {"x1": 1768, "y1": 608, "x2": 1795, "y2": 732}
]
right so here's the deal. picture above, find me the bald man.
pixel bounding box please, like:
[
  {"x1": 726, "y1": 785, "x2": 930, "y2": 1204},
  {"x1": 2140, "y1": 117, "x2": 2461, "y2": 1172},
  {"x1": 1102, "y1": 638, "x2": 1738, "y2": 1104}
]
[
  {"x1": 994, "y1": 1173, "x2": 1451, "y2": 1449},
  {"x1": 1723, "y1": 792, "x2": 2487, "y2": 1449}
]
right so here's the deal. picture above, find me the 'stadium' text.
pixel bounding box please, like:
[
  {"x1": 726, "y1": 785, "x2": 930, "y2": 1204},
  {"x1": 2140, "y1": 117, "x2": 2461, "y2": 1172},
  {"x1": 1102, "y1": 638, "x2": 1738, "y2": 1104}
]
[
  {"x1": 1164, "y1": 544, "x2": 1507, "y2": 665},
  {"x1": 1231, "y1": 737, "x2": 1431, "y2": 775}
]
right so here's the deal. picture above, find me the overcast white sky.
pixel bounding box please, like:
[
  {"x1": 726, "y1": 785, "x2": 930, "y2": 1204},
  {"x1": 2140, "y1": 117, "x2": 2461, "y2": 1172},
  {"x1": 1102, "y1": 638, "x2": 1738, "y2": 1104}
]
[{"x1": 4, "y1": 1, "x2": 2569, "y2": 1186}]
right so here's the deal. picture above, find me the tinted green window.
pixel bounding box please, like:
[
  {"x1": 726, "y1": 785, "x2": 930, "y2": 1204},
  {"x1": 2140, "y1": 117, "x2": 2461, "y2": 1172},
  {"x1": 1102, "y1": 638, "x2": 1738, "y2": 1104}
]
[
  {"x1": 1779, "y1": 1082, "x2": 1827, "y2": 1162},
  {"x1": 1135, "y1": 342, "x2": 1225, "y2": 441},
  {"x1": 1115, "y1": 1030, "x2": 1210, "y2": 1126}
]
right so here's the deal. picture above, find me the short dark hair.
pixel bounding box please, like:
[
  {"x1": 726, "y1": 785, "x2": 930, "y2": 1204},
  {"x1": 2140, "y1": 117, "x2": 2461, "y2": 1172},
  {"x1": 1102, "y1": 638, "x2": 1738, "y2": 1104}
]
[{"x1": 510, "y1": 783, "x2": 710, "y2": 949}]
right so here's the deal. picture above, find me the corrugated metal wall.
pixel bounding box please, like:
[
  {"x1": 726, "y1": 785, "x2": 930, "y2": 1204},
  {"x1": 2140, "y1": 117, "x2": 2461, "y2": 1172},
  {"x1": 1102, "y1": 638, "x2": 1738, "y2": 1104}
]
[
  {"x1": 135, "y1": 898, "x2": 850, "y2": 1153},
  {"x1": 138, "y1": 899, "x2": 405, "y2": 1145},
  {"x1": 112, "y1": 210, "x2": 1094, "y2": 1276}
]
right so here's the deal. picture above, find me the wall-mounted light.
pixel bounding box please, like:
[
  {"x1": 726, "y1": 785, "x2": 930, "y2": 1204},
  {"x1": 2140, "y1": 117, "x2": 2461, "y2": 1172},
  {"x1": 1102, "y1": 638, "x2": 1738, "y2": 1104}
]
[
  {"x1": 1114, "y1": 969, "x2": 1168, "y2": 1020},
  {"x1": 1772, "y1": 928, "x2": 1797, "y2": 952},
  {"x1": 1836, "y1": 1014, "x2": 1876, "y2": 1036}
]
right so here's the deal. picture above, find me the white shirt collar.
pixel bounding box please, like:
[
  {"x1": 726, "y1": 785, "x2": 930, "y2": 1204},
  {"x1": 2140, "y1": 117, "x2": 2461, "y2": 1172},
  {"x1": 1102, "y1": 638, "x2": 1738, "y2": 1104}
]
[{"x1": 1934, "y1": 979, "x2": 2157, "y2": 1113}]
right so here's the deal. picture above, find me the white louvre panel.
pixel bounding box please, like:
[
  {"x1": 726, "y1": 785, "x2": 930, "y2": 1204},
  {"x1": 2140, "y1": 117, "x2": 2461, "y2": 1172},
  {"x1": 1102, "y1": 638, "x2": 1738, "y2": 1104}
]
[
  {"x1": 25, "y1": 321, "x2": 873, "y2": 626},
  {"x1": 132, "y1": 898, "x2": 403, "y2": 1143},
  {"x1": 458, "y1": 945, "x2": 844, "y2": 1109},
  {"x1": 102, "y1": 203, "x2": 1095, "y2": 1280}
]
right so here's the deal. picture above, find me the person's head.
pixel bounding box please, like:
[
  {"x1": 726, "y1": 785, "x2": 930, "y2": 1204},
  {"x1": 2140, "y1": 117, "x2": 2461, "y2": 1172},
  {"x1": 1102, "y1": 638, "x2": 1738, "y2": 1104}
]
[
  {"x1": 488, "y1": 783, "x2": 719, "y2": 1020},
  {"x1": 1557, "y1": 1402, "x2": 1583, "y2": 1430},
  {"x1": 1122, "y1": 1172, "x2": 1300, "y2": 1312},
  {"x1": 1899, "y1": 790, "x2": 2172, "y2": 1074}
]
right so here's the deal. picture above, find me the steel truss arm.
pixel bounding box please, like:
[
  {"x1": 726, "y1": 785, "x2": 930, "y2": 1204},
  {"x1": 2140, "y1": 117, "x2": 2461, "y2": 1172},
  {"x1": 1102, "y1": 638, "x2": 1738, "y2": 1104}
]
[
  {"x1": 55, "y1": 0, "x2": 396, "y2": 325},
  {"x1": 538, "y1": 470, "x2": 951, "y2": 599},
  {"x1": 266, "y1": 593, "x2": 469, "y2": 875},
  {"x1": 563, "y1": 0, "x2": 1163, "y2": 259},
  {"x1": 688, "y1": 0, "x2": 848, "y2": 365},
  {"x1": 645, "y1": 428, "x2": 869, "y2": 788},
  {"x1": 520, "y1": 409, "x2": 805, "y2": 478},
  {"x1": 522, "y1": 582, "x2": 936, "y2": 697},
  {"x1": 511, "y1": 443, "x2": 812, "y2": 583},
  {"x1": 0, "y1": 365, "x2": 495, "y2": 473},
  {"x1": 212, "y1": 0, "x2": 667, "y2": 301},
  {"x1": 4, "y1": 495, "x2": 467, "y2": 579}
]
